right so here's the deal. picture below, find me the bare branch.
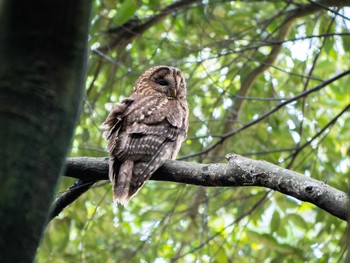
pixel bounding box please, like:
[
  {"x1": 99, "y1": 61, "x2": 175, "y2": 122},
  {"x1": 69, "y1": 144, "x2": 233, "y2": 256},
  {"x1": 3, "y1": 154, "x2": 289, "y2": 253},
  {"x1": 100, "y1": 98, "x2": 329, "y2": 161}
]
[
  {"x1": 97, "y1": 0, "x2": 201, "y2": 53},
  {"x1": 212, "y1": 0, "x2": 350, "y2": 157},
  {"x1": 182, "y1": 70, "x2": 350, "y2": 160}
]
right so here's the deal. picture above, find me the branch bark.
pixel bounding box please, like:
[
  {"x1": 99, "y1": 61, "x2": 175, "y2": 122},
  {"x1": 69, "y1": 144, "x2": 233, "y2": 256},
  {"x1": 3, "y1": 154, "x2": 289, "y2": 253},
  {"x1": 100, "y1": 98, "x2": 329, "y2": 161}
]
[{"x1": 62, "y1": 155, "x2": 348, "y2": 221}]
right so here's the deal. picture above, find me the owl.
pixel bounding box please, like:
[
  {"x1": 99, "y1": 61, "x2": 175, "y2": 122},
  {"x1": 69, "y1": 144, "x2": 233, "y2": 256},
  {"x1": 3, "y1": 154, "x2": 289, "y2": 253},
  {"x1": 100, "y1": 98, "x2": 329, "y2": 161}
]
[{"x1": 102, "y1": 66, "x2": 189, "y2": 205}]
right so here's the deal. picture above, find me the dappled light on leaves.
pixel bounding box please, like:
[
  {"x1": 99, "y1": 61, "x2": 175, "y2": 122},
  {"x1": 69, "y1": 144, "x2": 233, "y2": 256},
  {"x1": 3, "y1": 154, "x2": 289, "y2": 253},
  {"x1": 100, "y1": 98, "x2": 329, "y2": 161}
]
[{"x1": 38, "y1": 1, "x2": 349, "y2": 262}]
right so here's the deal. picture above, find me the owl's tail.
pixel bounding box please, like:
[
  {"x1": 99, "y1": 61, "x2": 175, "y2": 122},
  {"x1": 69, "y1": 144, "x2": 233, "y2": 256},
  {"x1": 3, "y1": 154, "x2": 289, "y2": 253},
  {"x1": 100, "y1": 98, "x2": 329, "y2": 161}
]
[{"x1": 110, "y1": 159, "x2": 134, "y2": 206}]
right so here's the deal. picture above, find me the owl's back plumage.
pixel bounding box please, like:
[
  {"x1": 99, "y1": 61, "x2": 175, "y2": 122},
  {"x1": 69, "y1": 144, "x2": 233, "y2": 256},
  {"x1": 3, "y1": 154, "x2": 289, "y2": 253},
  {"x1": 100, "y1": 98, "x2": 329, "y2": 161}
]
[{"x1": 102, "y1": 66, "x2": 188, "y2": 205}]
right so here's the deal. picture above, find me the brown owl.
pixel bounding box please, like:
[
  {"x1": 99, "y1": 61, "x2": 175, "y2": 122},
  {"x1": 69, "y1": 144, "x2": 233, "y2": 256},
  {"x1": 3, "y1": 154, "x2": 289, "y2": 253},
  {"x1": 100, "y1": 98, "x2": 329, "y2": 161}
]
[{"x1": 102, "y1": 66, "x2": 189, "y2": 205}]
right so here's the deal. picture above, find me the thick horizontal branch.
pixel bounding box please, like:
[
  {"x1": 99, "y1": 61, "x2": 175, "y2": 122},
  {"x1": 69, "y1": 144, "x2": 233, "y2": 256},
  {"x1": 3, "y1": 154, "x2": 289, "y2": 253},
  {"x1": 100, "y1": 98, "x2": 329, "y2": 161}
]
[{"x1": 64, "y1": 154, "x2": 348, "y2": 221}]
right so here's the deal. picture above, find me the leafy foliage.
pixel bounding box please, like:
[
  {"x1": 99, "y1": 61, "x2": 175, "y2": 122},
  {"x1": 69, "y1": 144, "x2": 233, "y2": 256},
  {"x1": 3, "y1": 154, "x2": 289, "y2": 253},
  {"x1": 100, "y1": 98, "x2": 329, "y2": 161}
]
[{"x1": 37, "y1": 1, "x2": 349, "y2": 262}]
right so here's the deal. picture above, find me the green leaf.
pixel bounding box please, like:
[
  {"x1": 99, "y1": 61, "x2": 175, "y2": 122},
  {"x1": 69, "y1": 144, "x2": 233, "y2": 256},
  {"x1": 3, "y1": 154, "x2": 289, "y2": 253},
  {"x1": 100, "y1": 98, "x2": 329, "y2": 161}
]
[
  {"x1": 270, "y1": 210, "x2": 280, "y2": 233},
  {"x1": 277, "y1": 218, "x2": 288, "y2": 238},
  {"x1": 323, "y1": 38, "x2": 334, "y2": 55},
  {"x1": 115, "y1": 0, "x2": 137, "y2": 25},
  {"x1": 287, "y1": 214, "x2": 308, "y2": 229},
  {"x1": 275, "y1": 194, "x2": 299, "y2": 209}
]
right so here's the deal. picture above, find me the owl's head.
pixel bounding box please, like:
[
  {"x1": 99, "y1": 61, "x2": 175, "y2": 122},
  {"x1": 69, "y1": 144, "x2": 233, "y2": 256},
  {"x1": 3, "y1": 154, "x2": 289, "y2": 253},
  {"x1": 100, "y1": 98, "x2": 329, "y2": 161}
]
[{"x1": 133, "y1": 66, "x2": 187, "y2": 99}]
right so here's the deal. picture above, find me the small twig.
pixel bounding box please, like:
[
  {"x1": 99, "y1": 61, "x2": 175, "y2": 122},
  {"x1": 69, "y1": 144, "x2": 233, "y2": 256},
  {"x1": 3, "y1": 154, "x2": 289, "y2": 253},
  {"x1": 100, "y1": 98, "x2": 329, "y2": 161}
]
[
  {"x1": 49, "y1": 179, "x2": 96, "y2": 221},
  {"x1": 181, "y1": 69, "x2": 350, "y2": 160}
]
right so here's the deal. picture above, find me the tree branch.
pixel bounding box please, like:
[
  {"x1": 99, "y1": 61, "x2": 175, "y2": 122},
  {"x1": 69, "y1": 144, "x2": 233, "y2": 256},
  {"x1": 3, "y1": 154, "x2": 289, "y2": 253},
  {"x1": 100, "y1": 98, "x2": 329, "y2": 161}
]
[
  {"x1": 49, "y1": 179, "x2": 96, "y2": 221},
  {"x1": 212, "y1": 0, "x2": 350, "y2": 157},
  {"x1": 59, "y1": 155, "x2": 348, "y2": 221},
  {"x1": 97, "y1": 0, "x2": 200, "y2": 53}
]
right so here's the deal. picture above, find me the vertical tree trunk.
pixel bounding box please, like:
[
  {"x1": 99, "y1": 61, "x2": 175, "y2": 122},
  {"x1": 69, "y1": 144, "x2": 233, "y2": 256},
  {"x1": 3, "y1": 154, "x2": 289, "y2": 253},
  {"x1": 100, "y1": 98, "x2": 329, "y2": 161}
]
[{"x1": 0, "y1": 1, "x2": 92, "y2": 262}]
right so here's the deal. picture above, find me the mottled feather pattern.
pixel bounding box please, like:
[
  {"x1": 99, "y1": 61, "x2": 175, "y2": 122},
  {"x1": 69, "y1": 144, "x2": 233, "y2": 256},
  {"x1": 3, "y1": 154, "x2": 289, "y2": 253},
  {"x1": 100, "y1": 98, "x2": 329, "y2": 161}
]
[{"x1": 102, "y1": 66, "x2": 189, "y2": 205}]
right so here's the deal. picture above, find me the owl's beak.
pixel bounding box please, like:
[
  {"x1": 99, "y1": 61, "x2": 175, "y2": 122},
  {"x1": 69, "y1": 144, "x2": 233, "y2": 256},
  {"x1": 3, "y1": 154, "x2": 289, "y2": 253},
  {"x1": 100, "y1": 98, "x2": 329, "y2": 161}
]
[{"x1": 168, "y1": 87, "x2": 177, "y2": 98}]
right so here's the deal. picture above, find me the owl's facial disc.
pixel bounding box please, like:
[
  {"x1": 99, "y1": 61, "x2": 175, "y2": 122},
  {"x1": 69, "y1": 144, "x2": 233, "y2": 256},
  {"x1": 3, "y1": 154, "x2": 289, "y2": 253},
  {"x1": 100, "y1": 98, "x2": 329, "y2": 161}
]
[
  {"x1": 148, "y1": 66, "x2": 186, "y2": 99},
  {"x1": 160, "y1": 80, "x2": 177, "y2": 98}
]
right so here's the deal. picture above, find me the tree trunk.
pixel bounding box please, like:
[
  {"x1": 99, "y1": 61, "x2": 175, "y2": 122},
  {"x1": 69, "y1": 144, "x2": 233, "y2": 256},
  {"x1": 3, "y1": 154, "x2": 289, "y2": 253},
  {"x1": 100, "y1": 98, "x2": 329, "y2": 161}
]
[{"x1": 0, "y1": 1, "x2": 92, "y2": 262}]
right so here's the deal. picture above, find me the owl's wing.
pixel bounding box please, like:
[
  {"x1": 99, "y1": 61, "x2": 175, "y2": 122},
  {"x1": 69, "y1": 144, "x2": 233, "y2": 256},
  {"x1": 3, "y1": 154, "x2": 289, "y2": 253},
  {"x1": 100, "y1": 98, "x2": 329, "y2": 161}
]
[
  {"x1": 111, "y1": 96, "x2": 186, "y2": 204},
  {"x1": 115, "y1": 97, "x2": 185, "y2": 158},
  {"x1": 101, "y1": 97, "x2": 134, "y2": 142},
  {"x1": 123, "y1": 139, "x2": 175, "y2": 200},
  {"x1": 102, "y1": 97, "x2": 135, "y2": 183}
]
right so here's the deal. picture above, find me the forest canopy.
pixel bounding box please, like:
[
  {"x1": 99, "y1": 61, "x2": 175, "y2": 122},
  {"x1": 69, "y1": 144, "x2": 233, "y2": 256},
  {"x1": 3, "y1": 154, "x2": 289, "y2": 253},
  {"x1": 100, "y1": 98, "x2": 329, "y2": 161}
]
[{"x1": 33, "y1": 1, "x2": 350, "y2": 262}]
